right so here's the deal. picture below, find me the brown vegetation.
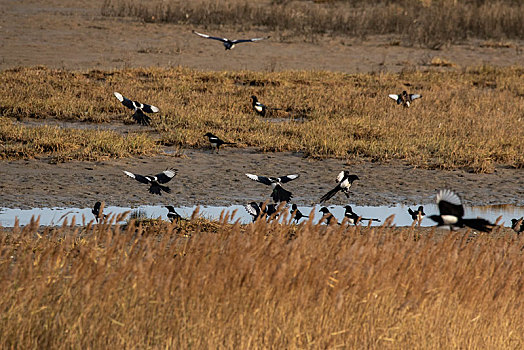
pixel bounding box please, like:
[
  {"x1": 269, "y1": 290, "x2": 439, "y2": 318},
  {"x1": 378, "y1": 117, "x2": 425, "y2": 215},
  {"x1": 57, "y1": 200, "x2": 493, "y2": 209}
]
[{"x1": 1, "y1": 211, "x2": 523, "y2": 348}]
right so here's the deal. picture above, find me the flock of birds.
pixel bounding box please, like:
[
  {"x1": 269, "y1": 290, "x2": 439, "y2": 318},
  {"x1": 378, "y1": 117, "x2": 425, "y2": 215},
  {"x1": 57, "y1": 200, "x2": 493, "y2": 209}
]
[{"x1": 95, "y1": 30, "x2": 524, "y2": 235}]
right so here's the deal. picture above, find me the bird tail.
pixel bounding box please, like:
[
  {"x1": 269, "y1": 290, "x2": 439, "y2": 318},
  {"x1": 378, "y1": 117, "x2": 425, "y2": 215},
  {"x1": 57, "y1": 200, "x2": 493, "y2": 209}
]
[
  {"x1": 133, "y1": 110, "x2": 152, "y2": 126},
  {"x1": 272, "y1": 185, "x2": 292, "y2": 203},
  {"x1": 320, "y1": 186, "x2": 339, "y2": 203},
  {"x1": 462, "y1": 218, "x2": 494, "y2": 232},
  {"x1": 360, "y1": 217, "x2": 381, "y2": 222},
  {"x1": 149, "y1": 184, "x2": 171, "y2": 195},
  {"x1": 224, "y1": 142, "x2": 236, "y2": 145}
]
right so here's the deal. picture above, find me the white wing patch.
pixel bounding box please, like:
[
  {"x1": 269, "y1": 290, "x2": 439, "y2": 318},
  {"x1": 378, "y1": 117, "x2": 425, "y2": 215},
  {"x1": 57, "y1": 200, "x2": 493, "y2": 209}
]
[
  {"x1": 411, "y1": 94, "x2": 422, "y2": 100},
  {"x1": 150, "y1": 105, "x2": 160, "y2": 113},
  {"x1": 245, "y1": 174, "x2": 260, "y2": 182},
  {"x1": 436, "y1": 189, "x2": 462, "y2": 206},
  {"x1": 336, "y1": 170, "x2": 345, "y2": 183},
  {"x1": 163, "y1": 169, "x2": 176, "y2": 178},
  {"x1": 123, "y1": 170, "x2": 135, "y2": 179},
  {"x1": 388, "y1": 94, "x2": 399, "y2": 101},
  {"x1": 114, "y1": 92, "x2": 124, "y2": 102},
  {"x1": 245, "y1": 203, "x2": 259, "y2": 216}
]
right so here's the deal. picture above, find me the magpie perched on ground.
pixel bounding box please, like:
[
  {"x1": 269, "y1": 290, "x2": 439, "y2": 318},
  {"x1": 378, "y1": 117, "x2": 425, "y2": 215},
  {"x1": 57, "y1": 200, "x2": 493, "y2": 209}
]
[
  {"x1": 113, "y1": 92, "x2": 159, "y2": 126},
  {"x1": 344, "y1": 205, "x2": 381, "y2": 225},
  {"x1": 428, "y1": 189, "x2": 494, "y2": 232},
  {"x1": 511, "y1": 217, "x2": 524, "y2": 235},
  {"x1": 408, "y1": 206, "x2": 426, "y2": 222},
  {"x1": 123, "y1": 168, "x2": 176, "y2": 195},
  {"x1": 250, "y1": 95, "x2": 281, "y2": 117},
  {"x1": 245, "y1": 173, "x2": 299, "y2": 203},
  {"x1": 319, "y1": 207, "x2": 338, "y2": 225},
  {"x1": 290, "y1": 204, "x2": 308, "y2": 223},
  {"x1": 244, "y1": 202, "x2": 278, "y2": 222},
  {"x1": 165, "y1": 205, "x2": 182, "y2": 222},
  {"x1": 388, "y1": 91, "x2": 422, "y2": 108},
  {"x1": 92, "y1": 201, "x2": 106, "y2": 223},
  {"x1": 320, "y1": 171, "x2": 360, "y2": 203},
  {"x1": 203, "y1": 133, "x2": 235, "y2": 153},
  {"x1": 192, "y1": 30, "x2": 270, "y2": 50}
]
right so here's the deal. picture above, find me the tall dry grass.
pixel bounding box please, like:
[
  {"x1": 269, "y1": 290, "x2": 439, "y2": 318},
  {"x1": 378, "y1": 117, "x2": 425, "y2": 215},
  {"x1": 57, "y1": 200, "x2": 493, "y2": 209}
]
[
  {"x1": 1, "y1": 65, "x2": 523, "y2": 171},
  {"x1": 0, "y1": 212, "x2": 523, "y2": 348},
  {"x1": 101, "y1": 0, "x2": 524, "y2": 47}
]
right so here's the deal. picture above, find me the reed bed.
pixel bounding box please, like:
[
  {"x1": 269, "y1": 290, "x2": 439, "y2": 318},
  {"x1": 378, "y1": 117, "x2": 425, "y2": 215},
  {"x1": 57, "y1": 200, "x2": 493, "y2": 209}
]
[
  {"x1": 0, "y1": 211, "x2": 523, "y2": 348},
  {"x1": 101, "y1": 0, "x2": 524, "y2": 47}
]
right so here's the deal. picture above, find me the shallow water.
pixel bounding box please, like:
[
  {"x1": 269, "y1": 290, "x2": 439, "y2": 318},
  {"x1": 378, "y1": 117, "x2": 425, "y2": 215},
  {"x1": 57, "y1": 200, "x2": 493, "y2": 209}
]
[{"x1": 0, "y1": 203, "x2": 522, "y2": 228}]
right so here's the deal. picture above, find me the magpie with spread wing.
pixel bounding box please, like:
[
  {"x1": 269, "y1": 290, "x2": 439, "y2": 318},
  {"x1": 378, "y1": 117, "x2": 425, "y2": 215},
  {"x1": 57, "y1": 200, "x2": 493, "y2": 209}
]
[
  {"x1": 388, "y1": 90, "x2": 422, "y2": 108},
  {"x1": 320, "y1": 171, "x2": 360, "y2": 203},
  {"x1": 193, "y1": 30, "x2": 270, "y2": 50},
  {"x1": 408, "y1": 206, "x2": 425, "y2": 222},
  {"x1": 245, "y1": 173, "x2": 299, "y2": 203},
  {"x1": 113, "y1": 92, "x2": 159, "y2": 126},
  {"x1": 290, "y1": 204, "x2": 308, "y2": 223},
  {"x1": 344, "y1": 205, "x2": 380, "y2": 225},
  {"x1": 245, "y1": 201, "x2": 278, "y2": 222},
  {"x1": 428, "y1": 189, "x2": 494, "y2": 232},
  {"x1": 123, "y1": 168, "x2": 176, "y2": 195},
  {"x1": 204, "y1": 132, "x2": 235, "y2": 153},
  {"x1": 511, "y1": 217, "x2": 524, "y2": 235}
]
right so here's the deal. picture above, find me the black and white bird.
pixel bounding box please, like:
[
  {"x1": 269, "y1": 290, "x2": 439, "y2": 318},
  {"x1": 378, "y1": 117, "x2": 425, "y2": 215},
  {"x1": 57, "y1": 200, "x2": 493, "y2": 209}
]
[
  {"x1": 245, "y1": 173, "x2": 299, "y2": 203},
  {"x1": 408, "y1": 206, "x2": 426, "y2": 222},
  {"x1": 113, "y1": 92, "x2": 159, "y2": 126},
  {"x1": 290, "y1": 204, "x2": 308, "y2": 223},
  {"x1": 320, "y1": 171, "x2": 360, "y2": 203},
  {"x1": 203, "y1": 133, "x2": 235, "y2": 153},
  {"x1": 123, "y1": 168, "x2": 176, "y2": 195},
  {"x1": 92, "y1": 201, "x2": 106, "y2": 223},
  {"x1": 244, "y1": 202, "x2": 278, "y2": 222},
  {"x1": 192, "y1": 30, "x2": 270, "y2": 50},
  {"x1": 428, "y1": 189, "x2": 494, "y2": 232},
  {"x1": 388, "y1": 91, "x2": 422, "y2": 108},
  {"x1": 165, "y1": 205, "x2": 182, "y2": 222},
  {"x1": 319, "y1": 207, "x2": 338, "y2": 225},
  {"x1": 344, "y1": 205, "x2": 381, "y2": 225},
  {"x1": 511, "y1": 217, "x2": 524, "y2": 235},
  {"x1": 251, "y1": 95, "x2": 267, "y2": 116}
]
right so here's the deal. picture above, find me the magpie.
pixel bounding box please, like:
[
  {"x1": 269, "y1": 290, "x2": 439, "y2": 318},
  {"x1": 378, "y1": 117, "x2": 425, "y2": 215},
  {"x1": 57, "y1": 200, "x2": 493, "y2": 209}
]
[
  {"x1": 511, "y1": 217, "x2": 524, "y2": 235},
  {"x1": 123, "y1": 168, "x2": 176, "y2": 195},
  {"x1": 192, "y1": 30, "x2": 270, "y2": 50},
  {"x1": 319, "y1": 207, "x2": 338, "y2": 225},
  {"x1": 388, "y1": 91, "x2": 422, "y2": 108},
  {"x1": 203, "y1": 132, "x2": 235, "y2": 153},
  {"x1": 92, "y1": 201, "x2": 106, "y2": 223},
  {"x1": 244, "y1": 202, "x2": 278, "y2": 222},
  {"x1": 320, "y1": 171, "x2": 360, "y2": 203},
  {"x1": 290, "y1": 204, "x2": 308, "y2": 223},
  {"x1": 165, "y1": 205, "x2": 182, "y2": 222},
  {"x1": 408, "y1": 206, "x2": 425, "y2": 221},
  {"x1": 428, "y1": 189, "x2": 494, "y2": 232},
  {"x1": 344, "y1": 205, "x2": 381, "y2": 225},
  {"x1": 113, "y1": 92, "x2": 159, "y2": 126},
  {"x1": 245, "y1": 173, "x2": 299, "y2": 203},
  {"x1": 250, "y1": 95, "x2": 281, "y2": 117}
]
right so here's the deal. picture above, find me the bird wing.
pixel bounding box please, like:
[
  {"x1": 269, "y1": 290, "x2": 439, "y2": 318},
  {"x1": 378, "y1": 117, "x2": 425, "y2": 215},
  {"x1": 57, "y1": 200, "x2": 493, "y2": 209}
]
[
  {"x1": 388, "y1": 94, "x2": 400, "y2": 102},
  {"x1": 436, "y1": 189, "x2": 464, "y2": 218},
  {"x1": 142, "y1": 103, "x2": 159, "y2": 113},
  {"x1": 124, "y1": 170, "x2": 150, "y2": 184},
  {"x1": 336, "y1": 170, "x2": 346, "y2": 183},
  {"x1": 278, "y1": 174, "x2": 299, "y2": 184},
  {"x1": 245, "y1": 174, "x2": 272, "y2": 186},
  {"x1": 409, "y1": 94, "x2": 422, "y2": 100},
  {"x1": 193, "y1": 30, "x2": 228, "y2": 42},
  {"x1": 155, "y1": 169, "x2": 176, "y2": 184},
  {"x1": 244, "y1": 202, "x2": 260, "y2": 217},
  {"x1": 114, "y1": 92, "x2": 135, "y2": 110},
  {"x1": 232, "y1": 36, "x2": 270, "y2": 44}
]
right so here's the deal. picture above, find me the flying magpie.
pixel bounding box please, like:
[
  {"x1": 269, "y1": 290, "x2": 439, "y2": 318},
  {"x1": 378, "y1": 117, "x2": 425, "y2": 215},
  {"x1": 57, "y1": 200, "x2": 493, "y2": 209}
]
[
  {"x1": 113, "y1": 92, "x2": 159, "y2": 126},
  {"x1": 245, "y1": 173, "x2": 299, "y2": 203},
  {"x1": 92, "y1": 201, "x2": 106, "y2": 223},
  {"x1": 388, "y1": 91, "x2": 422, "y2": 108},
  {"x1": 165, "y1": 205, "x2": 182, "y2": 222},
  {"x1": 123, "y1": 168, "x2": 176, "y2": 195},
  {"x1": 203, "y1": 133, "x2": 235, "y2": 153},
  {"x1": 192, "y1": 30, "x2": 270, "y2": 50},
  {"x1": 244, "y1": 201, "x2": 278, "y2": 222},
  {"x1": 343, "y1": 205, "x2": 381, "y2": 225},
  {"x1": 290, "y1": 204, "x2": 308, "y2": 223},
  {"x1": 428, "y1": 189, "x2": 494, "y2": 232},
  {"x1": 319, "y1": 207, "x2": 338, "y2": 225},
  {"x1": 408, "y1": 206, "x2": 426, "y2": 222},
  {"x1": 511, "y1": 217, "x2": 524, "y2": 235},
  {"x1": 320, "y1": 171, "x2": 360, "y2": 203}
]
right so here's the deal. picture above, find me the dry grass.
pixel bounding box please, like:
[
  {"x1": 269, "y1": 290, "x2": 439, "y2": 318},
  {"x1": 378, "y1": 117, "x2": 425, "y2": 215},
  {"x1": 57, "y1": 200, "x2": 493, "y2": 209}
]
[
  {"x1": 101, "y1": 0, "x2": 524, "y2": 47},
  {"x1": 1, "y1": 65, "x2": 523, "y2": 171},
  {"x1": 1, "y1": 211, "x2": 523, "y2": 348}
]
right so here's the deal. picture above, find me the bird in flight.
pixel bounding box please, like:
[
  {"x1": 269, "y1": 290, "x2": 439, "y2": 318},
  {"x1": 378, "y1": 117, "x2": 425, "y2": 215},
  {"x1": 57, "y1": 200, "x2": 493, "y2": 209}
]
[
  {"x1": 290, "y1": 204, "x2": 308, "y2": 223},
  {"x1": 428, "y1": 189, "x2": 494, "y2": 232},
  {"x1": 388, "y1": 91, "x2": 422, "y2": 108},
  {"x1": 204, "y1": 133, "x2": 235, "y2": 153},
  {"x1": 245, "y1": 173, "x2": 299, "y2": 203},
  {"x1": 193, "y1": 30, "x2": 270, "y2": 50},
  {"x1": 123, "y1": 168, "x2": 176, "y2": 195},
  {"x1": 320, "y1": 171, "x2": 359, "y2": 203},
  {"x1": 408, "y1": 206, "x2": 425, "y2": 222},
  {"x1": 165, "y1": 205, "x2": 182, "y2": 222},
  {"x1": 114, "y1": 92, "x2": 159, "y2": 126},
  {"x1": 244, "y1": 201, "x2": 278, "y2": 222},
  {"x1": 344, "y1": 205, "x2": 380, "y2": 225}
]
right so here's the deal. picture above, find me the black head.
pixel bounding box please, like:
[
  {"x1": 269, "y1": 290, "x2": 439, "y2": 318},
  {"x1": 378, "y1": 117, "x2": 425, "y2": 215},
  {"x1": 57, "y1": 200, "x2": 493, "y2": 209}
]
[
  {"x1": 251, "y1": 95, "x2": 258, "y2": 102},
  {"x1": 418, "y1": 206, "x2": 425, "y2": 214},
  {"x1": 165, "y1": 205, "x2": 176, "y2": 213},
  {"x1": 291, "y1": 204, "x2": 298, "y2": 210},
  {"x1": 344, "y1": 205, "x2": 353, "y2": 212},
  {"x1": 204, "y1": 132, "x2": 214, "y2": 138},
  {"x1": 348, "y1": 175, "x2": 360, "y2": 182},
  {"x1": 93, "y1": 201, "x2": 101, "y2": 211},
  {"x1": 319, "y1": 207, "x2": 330, "y2": 214},
  {"x1": 402, "y1": 90, "x2": 408, "y2": 96}
]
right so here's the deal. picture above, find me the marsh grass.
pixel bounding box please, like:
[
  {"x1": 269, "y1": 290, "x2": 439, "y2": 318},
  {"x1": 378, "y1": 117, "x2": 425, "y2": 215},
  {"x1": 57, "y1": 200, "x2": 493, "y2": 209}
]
[
  {"x1": 1, "y1": 66, "x2": 523, "y2": 171},
  {"x1": 1, "y1": 211, "x2": 523, "y2": 348},
  {"x1": 101, "y1": 0, "x2": 524, "y2": 47}
]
